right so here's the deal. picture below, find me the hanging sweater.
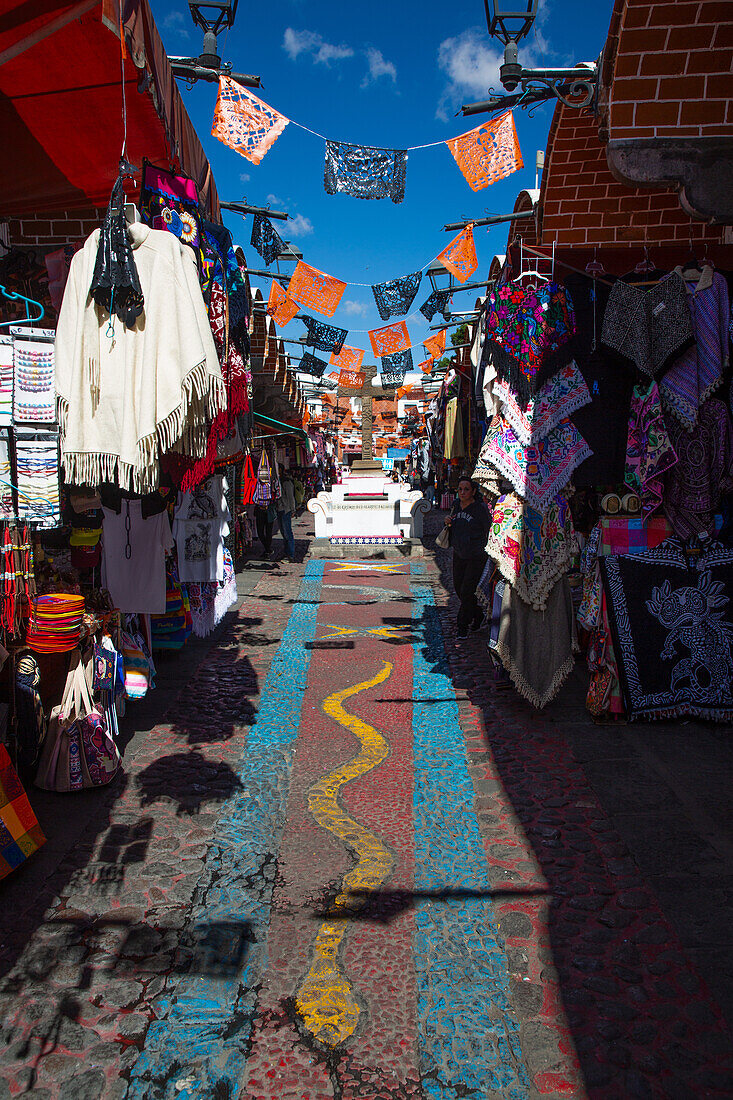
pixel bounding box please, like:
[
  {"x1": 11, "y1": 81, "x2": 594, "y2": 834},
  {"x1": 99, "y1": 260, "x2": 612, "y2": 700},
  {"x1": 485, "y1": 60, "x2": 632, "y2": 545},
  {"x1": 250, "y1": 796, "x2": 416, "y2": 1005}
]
[{"x1": 55, "y1": 223, "x2": 225, "y2": 493}]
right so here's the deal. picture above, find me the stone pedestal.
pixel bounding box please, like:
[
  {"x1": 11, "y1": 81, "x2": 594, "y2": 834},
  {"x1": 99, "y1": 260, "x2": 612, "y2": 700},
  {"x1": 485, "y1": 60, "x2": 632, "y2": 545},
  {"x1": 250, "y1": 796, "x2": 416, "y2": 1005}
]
[{"x1": 307, "y1": 477, "x2": 429, "y2": 558}]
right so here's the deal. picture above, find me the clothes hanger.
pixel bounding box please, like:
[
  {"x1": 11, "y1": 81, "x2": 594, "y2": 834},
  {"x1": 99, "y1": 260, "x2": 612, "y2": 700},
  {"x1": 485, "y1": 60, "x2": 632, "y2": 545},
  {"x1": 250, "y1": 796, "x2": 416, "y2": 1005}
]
[
  {"x1": 622, "y1": 246, "x2": 665, "y2": 286},
  {"x1": 0, "y1": 284, "x2": 44, "y2": 328}
]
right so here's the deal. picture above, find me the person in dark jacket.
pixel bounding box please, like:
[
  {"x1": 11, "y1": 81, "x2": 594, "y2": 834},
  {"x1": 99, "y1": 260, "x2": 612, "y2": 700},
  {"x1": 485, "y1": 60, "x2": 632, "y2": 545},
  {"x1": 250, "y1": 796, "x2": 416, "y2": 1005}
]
[{"x1": 443, "y1": 476, "x2": 490, "y2": 638}]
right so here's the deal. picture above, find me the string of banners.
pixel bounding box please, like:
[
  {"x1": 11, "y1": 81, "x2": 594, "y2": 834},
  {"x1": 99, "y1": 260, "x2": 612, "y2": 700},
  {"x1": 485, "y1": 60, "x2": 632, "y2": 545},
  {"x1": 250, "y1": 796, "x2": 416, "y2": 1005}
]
[
  {"x1": 259, "y1": 224, "x2": 461, "y2": 380},
  {"x1": 211, "y1": 77, "x2": 523, "y2": 200}
]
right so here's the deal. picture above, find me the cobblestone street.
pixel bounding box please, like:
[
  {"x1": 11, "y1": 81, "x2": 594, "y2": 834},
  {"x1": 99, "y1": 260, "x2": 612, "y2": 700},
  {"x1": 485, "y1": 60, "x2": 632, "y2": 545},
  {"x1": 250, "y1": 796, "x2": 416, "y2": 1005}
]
[{"x1": 1, "y1": 514, "x2": 732, "y2": 1099}]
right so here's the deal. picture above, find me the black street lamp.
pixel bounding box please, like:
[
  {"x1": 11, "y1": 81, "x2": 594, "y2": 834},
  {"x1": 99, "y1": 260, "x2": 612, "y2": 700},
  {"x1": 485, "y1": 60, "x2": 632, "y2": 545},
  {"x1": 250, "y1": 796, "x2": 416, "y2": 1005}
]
[
  {"x1": 464, "y1": 0, "x2": 597, "y2": 116},
  {"x1": 168, "y1": 1, "x2": 261, "y2": 87}
]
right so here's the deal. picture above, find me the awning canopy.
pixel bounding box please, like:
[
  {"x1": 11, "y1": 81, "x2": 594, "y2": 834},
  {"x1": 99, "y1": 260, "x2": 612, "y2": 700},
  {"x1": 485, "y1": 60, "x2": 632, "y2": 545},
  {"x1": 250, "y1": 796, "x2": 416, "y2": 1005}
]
[
  {"x1": 253, "y1": 412, "x2": 308, "y2": 440},
  {"x1": 0, "y1": 0, "x2": 219, "y2": 217}
]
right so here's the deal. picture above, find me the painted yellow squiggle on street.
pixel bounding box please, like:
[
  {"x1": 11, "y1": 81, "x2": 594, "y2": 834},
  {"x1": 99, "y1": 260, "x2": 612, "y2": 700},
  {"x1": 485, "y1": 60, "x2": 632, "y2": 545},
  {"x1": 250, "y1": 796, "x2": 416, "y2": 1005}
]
[{"x1": 296, "y1": 661, "x2": 394, "y2": 1047}]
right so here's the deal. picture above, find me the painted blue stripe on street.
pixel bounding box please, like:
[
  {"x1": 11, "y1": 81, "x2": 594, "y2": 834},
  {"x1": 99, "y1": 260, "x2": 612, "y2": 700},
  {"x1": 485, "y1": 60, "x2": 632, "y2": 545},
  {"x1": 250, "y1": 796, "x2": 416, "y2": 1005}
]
[
  {"x1": 410, "y1": 577, "x2": 530, "y2": 1100},
  {"x1": 127, "y1": 561, "x2": 325, "y2": 1100}
]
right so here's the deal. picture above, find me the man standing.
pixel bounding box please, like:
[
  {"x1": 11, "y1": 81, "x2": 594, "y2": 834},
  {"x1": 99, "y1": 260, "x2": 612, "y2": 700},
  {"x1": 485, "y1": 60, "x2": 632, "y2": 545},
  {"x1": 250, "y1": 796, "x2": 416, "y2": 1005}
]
[{"x1": 276, "y1": 466, "x2": 297, "y2": 562}]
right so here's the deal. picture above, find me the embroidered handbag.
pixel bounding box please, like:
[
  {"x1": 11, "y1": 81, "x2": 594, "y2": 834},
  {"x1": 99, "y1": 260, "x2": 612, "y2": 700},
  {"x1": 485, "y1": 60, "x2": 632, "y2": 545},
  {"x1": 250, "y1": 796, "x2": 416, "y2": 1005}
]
[
  {"x1": 239, "y1": 454, "x2": 257, "y2": 506},
  {"x1": 252, "y1": 450, "x2": 273, "y2": 505},
  {"x1": 92, "y1": 641, "x2": 116, "y2": 692},
  {"x1": 35, "y1": 651, "x2": 120, "y2": 792},
  {"x1": 121, "y1": 631, "x2": 153, "y2": 700}
]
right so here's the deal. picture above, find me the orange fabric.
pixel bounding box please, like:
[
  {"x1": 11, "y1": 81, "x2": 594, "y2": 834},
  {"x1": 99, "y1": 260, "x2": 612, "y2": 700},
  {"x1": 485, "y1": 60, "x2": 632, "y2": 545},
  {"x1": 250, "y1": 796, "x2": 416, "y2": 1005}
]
[
  {"x1": 446, "y1": 110, "x2": 523, "y2": 192},
  {"x1": 338, "y1": 369, "x2": 366, "y2": 389},
  {"x1": 267, "y1": 280, "x2": 300, "y2": 326},
  {"x1": 368, "y1": 321, "x2": 410, "y2": 357},
  {"x1": 423, "y1": 328, "x2": 447, "y2": 360},
  {"x1": 329, "y1": 345, "x2": 365, "y2": 370},
  {"x1": 211, "y1": 77, "x2": 290, "y2": 165},
  {"x1": 287, "y1": 261, "x2": 346, "y2": 318},
  {"x1": 436, "y1": 226, "x2": 478, "y2": 284}
]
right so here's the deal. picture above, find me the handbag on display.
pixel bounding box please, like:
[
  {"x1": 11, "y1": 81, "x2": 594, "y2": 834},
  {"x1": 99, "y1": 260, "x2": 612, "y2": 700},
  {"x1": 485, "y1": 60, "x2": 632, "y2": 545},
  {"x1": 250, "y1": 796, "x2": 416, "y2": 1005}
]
[
  {"x1": 35, "y1": 650, "x2": 120, "y2": 792},
  {"x1": 252, "y1": 450, "x2": 273, "y2": 505},
  {"x1": 239, "y1": 454, "x2": 257, "y2": 506},
  {"x1": 121, "y1": 631, "x2": 154, "y2": 700}
]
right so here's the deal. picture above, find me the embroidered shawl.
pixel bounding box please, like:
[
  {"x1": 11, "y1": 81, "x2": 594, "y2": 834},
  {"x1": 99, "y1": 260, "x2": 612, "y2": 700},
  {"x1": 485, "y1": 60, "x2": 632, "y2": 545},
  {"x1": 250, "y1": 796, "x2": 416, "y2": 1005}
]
[
  {"x1": 493, "y1": 360, "x2": 590, "y2": 445},
  {"x1": 55, "y1": 226, "x2": 225, "y2": 493},
  {"x1": 477, "y1": 415, "x2": 592, "y2": 513},
  {"x1": 601, "y1": 538, "x2": 733, "y2": 722},
  {"x1": 624, "y1": 379, "x2": 678, "y2": 521},
  {"x1": 486, "y1": 280, "x2": 576, "y2": 384},
  {"x1": 486, "y1": 491, "x2": 578, "y2": 611}
]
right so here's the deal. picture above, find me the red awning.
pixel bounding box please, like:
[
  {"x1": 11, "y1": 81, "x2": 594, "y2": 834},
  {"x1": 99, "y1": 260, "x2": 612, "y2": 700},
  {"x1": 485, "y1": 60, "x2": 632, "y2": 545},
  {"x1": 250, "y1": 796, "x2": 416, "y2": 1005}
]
[{"x1": 0, "y1": 0, "x2": 219, "y2": 217}]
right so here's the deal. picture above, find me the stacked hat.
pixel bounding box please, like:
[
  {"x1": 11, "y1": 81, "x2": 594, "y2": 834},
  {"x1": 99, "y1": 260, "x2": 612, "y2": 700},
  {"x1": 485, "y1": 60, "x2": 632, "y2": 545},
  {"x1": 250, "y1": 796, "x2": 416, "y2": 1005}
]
[{"x1": 26, "y1": 594, "x2": 85, "y2": 653}]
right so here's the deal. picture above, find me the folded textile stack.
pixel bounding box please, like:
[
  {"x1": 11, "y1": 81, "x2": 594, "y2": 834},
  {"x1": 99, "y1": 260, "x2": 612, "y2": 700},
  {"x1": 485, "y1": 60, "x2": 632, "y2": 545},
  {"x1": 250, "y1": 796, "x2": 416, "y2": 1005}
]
[
  {"x1": 151, "y1": 565, "x2": 192, "y2": 650},
  {"x1": 26, "y1": 593, "x2": 84, "y2": 653}
]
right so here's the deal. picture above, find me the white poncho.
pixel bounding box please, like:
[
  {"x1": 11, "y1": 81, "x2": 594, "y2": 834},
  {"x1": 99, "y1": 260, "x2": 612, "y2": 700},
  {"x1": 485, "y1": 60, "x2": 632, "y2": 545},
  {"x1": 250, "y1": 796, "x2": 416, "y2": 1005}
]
[{"x1": 55, "y1": 223, "x2": 225, "y2": 493}]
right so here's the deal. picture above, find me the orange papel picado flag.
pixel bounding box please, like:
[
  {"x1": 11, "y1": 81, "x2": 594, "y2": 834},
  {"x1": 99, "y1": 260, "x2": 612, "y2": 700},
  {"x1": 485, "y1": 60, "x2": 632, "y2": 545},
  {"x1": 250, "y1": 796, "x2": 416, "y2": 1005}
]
[
  {"x1": 368, "y1": 321, "x2": 410, "y2": 358},
  {"x1": 211, "y1": 77, "x2": 290, "y2": 165},
  {"x1": 436, "y1": 226, "x2": 478, "y2": 284},
  {"x1": 423, "y1": 328, "x2": 447, "y2": 361},
  {"x1": 419, "y1": 358, "x2": 433, "y2": 374},
  {"x1": 287, "y1": 261, "x2": 347, "y2": 318},
  {"x1": 267, "y1": 280, "x2": 300, "y2": 327},
  {"x1": 329, "y1": 346, "x2": 365, "y2": 370},
  {"x1": 446, "y1": 110, "x2": 523, "y2": 192}
]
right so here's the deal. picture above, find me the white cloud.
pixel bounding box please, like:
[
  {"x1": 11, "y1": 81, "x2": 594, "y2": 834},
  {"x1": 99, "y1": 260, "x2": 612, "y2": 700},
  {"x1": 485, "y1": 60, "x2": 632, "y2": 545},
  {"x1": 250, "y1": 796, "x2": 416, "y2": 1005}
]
[
  {"x1": 266, "y1": 193, "x2": 284, "y2": 207},
  {"x1": 287, "y1": 214, "x2": 314, "y2": 237},
  {"x1": 361, "y1": 47, "x2": 397, "y2": 87},
  {"x1": 161, "y1": 11, "x2": 190, "y2": 38},
  {"x1": 283, "y1": 28, "x2": 354, "y2": 66},
  {"x1": 240, "y1": 172, "x2": 250, "y2": 183},
  {"x1": 342, "y1": 300, "x2": 368, "y2": 317}
]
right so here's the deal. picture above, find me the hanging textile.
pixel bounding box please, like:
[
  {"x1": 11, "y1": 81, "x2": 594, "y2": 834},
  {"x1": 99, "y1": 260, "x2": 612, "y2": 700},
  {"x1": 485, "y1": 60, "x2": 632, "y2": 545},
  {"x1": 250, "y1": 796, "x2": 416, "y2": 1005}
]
[
  {"x1": 446, "y1": 110, "x2": 523, "y2": 192},
  {"x1": 251, "y1": 214, "x2": 285, "y2": 266},
  {"x1": 212, "y1": 77, "x2": 290, "y2": 164},
  {"x1": 624, "y1": 379, "x2": 678, "y2": 521},
  {"x1": 369, "y1": 321, "x2": 410, "y2": 358},
  {"x1": 324, "y1": 141, "x2": 407, "y2": 203},
  {"x1": 487, "y1": 280, "x2": 576, "y2": 383},
  {"x1": 484, "y1": 491, "x2": 577, "y2": 612},
  {"x1": 601, "y1": 537, "x2": 733, "y2": 722},
  {"x1": 477, "y1": 415, "x2": 591, "y2": 513},
  {"x1": 91, "y1": 176, "x2": 144, "y2": 328},
  {"x1": 302, "y1": 316, "x2": 347, "y2": 354},
  {"x1": 300, "y1": 352, "x2": 327, "y2": 378},
  {"x1": 14, "y1": 430, "x2": 60, "y2": 527},
  {"x1": 601, "y1": 272, "x2": 694, "y2": 380},
  {"x1": 419, "y1": 289, "x2": 452, "y2": 322},
  {"x1": 436, "y1": 226, "x2": 477, "y2": 284},
  {"x1": 419, "y1": 359, "x2": 433, "y2": 374},
  {"x1": 423, "y1": 328, "x2": 447, "y2": 361},
  {"x1": 493, "y1": 361, "x2": 591, "y2": 445},
  {"x1": 663, "y1": 398, "x2": 733, "y2": 541},
  {"x1": 267, "y1": 280, "x2": 300, "y2": 327},
  {"x1": 139, "y1": 161, "x2": 204, "y2": 273},
  {"x1": 659, "y1": 267, "x2": 731, "y2": 430},
  {"x1": 380, "y1": 350, "x2": 412, "y2": 388},
  {"x1": 12, "y1": 335, "x2": 55, "y2": 424},
  {"x1": 0, "y1": 744, "x2": 45, "y2": 880},
  {"x1": 329, "y1": 346, "x2": 364, "y2": 371},
  {"x1": 371, "y1": 271, "x2": 422, "y2": 321},
  {"x1": 287, "y1": 261, "x2": 346, "y2": 317}
]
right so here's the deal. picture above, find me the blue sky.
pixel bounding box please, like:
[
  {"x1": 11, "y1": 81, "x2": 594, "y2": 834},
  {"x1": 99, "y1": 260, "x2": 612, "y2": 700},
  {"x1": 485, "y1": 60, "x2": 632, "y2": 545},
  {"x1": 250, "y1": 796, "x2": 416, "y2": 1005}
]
[{"x1": 149, "y1": 0, "x2": 614, "y2": 363}]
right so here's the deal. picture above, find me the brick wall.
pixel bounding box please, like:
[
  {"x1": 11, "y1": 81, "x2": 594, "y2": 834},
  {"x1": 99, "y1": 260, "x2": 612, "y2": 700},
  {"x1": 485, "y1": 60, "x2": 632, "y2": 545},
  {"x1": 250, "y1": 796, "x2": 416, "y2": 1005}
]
[
  {"x1": 609, "y1": 0, "x2": 733, "y2": 140},
  {"x1": 538, "y1": 101, "x2": 725, "y2": 248},
  {"x1": 4, "y1": 208, "x2": 105, "y2": 249}
]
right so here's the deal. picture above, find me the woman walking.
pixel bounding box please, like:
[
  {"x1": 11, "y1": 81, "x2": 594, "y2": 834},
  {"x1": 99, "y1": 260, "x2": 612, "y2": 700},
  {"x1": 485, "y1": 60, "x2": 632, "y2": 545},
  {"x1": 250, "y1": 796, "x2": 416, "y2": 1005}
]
[{"x1": 443, "y1": 476, "x2": 490, "y2": 639}]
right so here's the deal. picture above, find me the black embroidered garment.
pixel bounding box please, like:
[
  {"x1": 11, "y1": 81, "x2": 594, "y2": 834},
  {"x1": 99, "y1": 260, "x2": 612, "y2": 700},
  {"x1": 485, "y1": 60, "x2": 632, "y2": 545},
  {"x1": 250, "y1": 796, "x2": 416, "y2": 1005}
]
[
  {"x1": 90, "y1": 177, "x2": 144, "y2": 328},
  {"x1": 601, "y1": 538, "x2": 733, "y2": 722},
  {"x1": 299, "y1": 352, "x2": 327, "y2": 379},
  {"x1": 601, "y1": 272, "x2": 695, "y2": 379},
  {"x1": 420, "y1": 289, "x2": 452, "y2": 322},
  {"x1": 250, "y1": 214, "x2": 284, "y2": 266},
  {"x1": 324, "y1": 141, "x2": 407, "y2": 204},
  {"x1": 380, "y1": 349, "x2": 412, "y2": 388},
  {"x1": 301, "y1": 316, "x2": 347, "y2": 354},
  {"x1": 371, "y1": 272, "x2": 422, "y2": 321}
]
